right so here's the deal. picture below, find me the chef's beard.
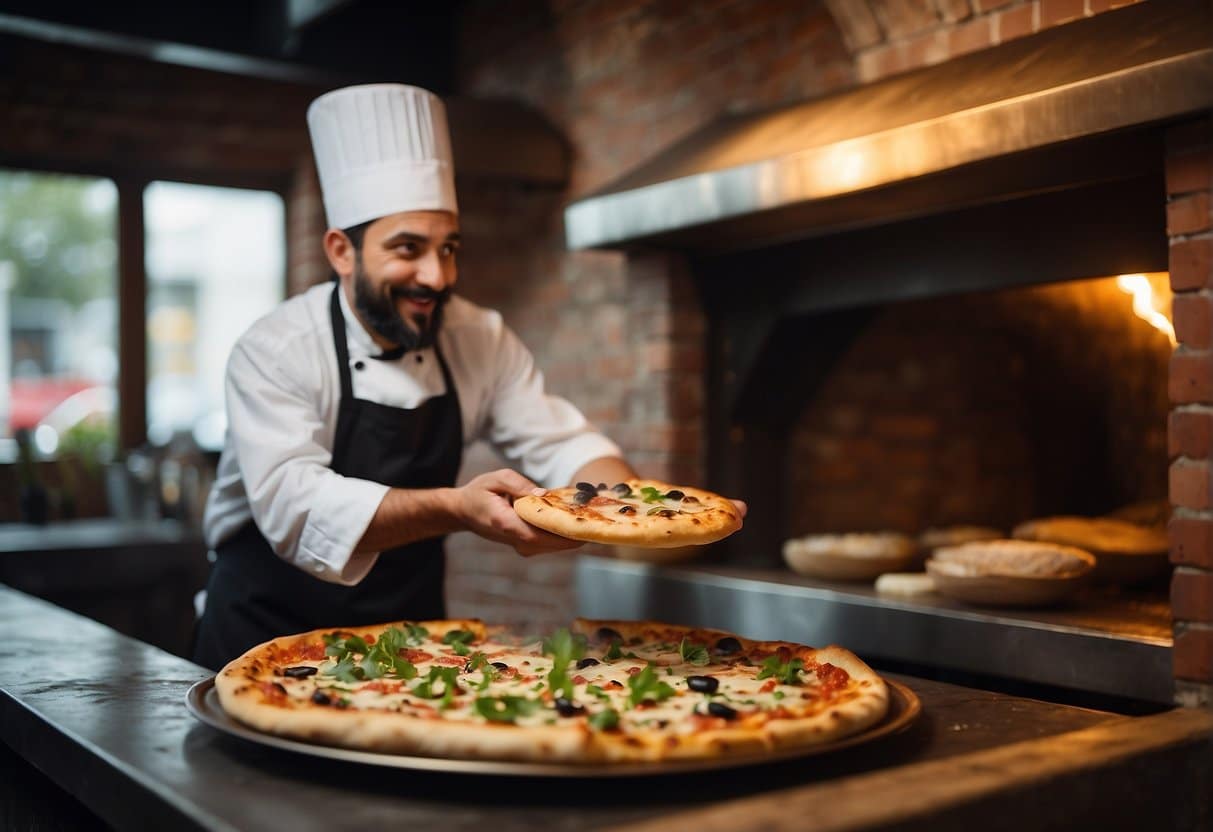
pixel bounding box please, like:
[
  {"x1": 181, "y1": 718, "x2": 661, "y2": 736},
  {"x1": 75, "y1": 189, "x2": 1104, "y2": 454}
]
[{"x1": 351, "y1": 260, "x2": 451, "y2": 352}]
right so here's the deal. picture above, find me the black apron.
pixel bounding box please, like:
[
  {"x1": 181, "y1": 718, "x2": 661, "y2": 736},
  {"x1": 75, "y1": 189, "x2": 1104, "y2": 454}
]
[{"x1": 192, "y1": 285, "x2": 463, "y2": 670}]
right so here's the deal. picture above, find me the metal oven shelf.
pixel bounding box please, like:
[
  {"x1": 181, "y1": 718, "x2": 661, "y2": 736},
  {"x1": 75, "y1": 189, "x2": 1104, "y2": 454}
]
[{"x1": 576, "y1": 555, "x2": 1173, "y2": 704}]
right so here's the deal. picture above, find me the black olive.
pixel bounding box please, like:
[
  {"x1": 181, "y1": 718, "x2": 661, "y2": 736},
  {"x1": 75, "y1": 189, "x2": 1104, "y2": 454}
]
[
  {"x1": 682, "y1": 495, "x2": 700, "y2": 503},
  {"x1": 596, "y1": 483, "x2": 608, "y2": 491},
  {"x1": 555, "y1": 697, "x2": 585, "y2": 717},
  {"x1": 576, "y1": 657, "x2": 600, "y2": 669},
  {"x1": 576, "y1": 482, "x2": 596, "y2": 493},
  {"x1": 658, "y1": 509, "x2": 677, "y2": 518},
  {"x1": 665, "y1": 490, "x2": 685, "y2": 500},
  {"x1": 713, "y1": 637, "x2": 742, "y2": 655},
  {"x1": 687, "y1": 675, "x2": 719, "y2": 694},
  {"x1": 618, "y1": 505, "x2": 636, "y2": 514},
  {"x1": 707, "y1": 702, "x2": 738, "y2": 720},
  {"x1": 492, "y1": 662, "x2": 509, "y2": 671},
  {"x1": 611, "y1": 483, "x2": 631, "y2": 495},
  {"x1": 283, "y1": 666, "x2": 317, "y2": 678},
  {"x1": 311, "y1": 690, "x2": 331, "y2": 705},
  {"x1": 573, "y1": 490, "x2": 592, "y2": 505},
  {"x1": 596, "y1": 627, "x2": 623, "y2": 644}
]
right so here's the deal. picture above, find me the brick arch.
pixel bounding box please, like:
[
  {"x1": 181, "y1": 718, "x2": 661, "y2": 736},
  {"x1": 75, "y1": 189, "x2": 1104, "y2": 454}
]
[{"x1": 822, "y1": 0, "x2": 1147, "y2": 83}]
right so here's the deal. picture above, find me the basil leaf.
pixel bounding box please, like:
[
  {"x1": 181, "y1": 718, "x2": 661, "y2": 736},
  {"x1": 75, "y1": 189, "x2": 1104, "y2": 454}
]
[
  {"x1": 756, "y1": 655, "x2": 805, "y2": 685},
  {"x1": 626, "y1": 665, "x2": 676, "y2": 708},
  {"x1": 678, "y1": 638, "x2": 710, "y2": 666},
  {"x1": 542, "y1": 628, "x2": 587, "y2": 701},
  {"x1": 475, "y1": 696, "x2": 540, "y2": 723},
  {"x1": 443, "y1": 629, "x2": 476, "y2": 647},
  {"x1": 359, "y1": 653, "x2": 384, "y2": 680},
  {"x1": 585, "y1": 684, "x2": 611, "y2": 701},
  {"x1": 588, "y1": 709, "x2": 620, "y2": 731},
  {"x1": 604, "y1": 641, "x2": 624, "y2": 661},
  {"x1": 404, "y1": 623, "x2": 429, "y2": 646},
  {"x1": 412, "y1": 666, "x2": 462, "y2": 709},
  {"x1": 640, "y1": 486, "x2": 664, "y2": 503}
]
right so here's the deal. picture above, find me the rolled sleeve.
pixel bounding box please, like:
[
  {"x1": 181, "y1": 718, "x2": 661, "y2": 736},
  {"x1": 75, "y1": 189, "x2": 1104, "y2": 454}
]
[{"x1": 295, "y1": 477, "x2": 389, "y2": 584}]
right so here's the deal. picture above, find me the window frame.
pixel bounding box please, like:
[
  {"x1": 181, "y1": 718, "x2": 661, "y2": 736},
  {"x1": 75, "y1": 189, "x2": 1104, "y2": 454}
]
[{"x1": 1, "y1": 155, "x2": 291, "y2": 453}]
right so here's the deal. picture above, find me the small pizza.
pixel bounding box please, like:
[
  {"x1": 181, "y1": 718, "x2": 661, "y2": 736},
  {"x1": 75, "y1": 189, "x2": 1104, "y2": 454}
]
[
  {"x1": 928, "y1": 539, "x2": 1096, "y2": 579},
  {"x1": 514, "y1": 479, "x2": 742, "y2": 548},
  {"x1": 1012, "y1": 516, "x2": 1167, "y2": 556},
  {"x1": 214, "y1": 618, "x2": 889, "y2": 763}
]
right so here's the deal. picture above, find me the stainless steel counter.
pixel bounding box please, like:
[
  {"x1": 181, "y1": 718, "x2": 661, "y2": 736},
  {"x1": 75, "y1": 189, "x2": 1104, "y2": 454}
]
[{"x1": 575, "y1": 556, "x2": 1173, "y2": 704}]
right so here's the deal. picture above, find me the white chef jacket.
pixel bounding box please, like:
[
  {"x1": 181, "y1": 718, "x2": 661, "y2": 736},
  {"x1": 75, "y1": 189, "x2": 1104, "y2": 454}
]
[{"x1": 203, "y1": 282, "x2": 622, "y2": 585}]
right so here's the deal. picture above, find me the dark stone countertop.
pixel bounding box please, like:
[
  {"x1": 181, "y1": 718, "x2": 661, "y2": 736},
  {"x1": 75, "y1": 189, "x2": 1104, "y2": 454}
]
[{"x1": 0, "y1": 584, "x2": 1207, "y2": 832}]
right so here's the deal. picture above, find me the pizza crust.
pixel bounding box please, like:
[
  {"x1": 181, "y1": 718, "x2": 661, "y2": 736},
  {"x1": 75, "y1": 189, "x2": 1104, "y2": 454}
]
[{"x1": 514, "y1": 479, "x2": 742, "y2": 548}]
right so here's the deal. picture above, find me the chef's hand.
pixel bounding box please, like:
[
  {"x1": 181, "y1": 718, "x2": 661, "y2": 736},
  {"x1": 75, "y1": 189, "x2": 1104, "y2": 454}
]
[{"x1": 455, "y1": 469, "x2": 582, "y2": 556}]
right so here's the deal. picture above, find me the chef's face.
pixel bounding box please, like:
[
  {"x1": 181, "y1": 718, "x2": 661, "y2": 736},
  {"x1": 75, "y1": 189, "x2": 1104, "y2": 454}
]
[{"x1": 330, "y1": 210, "x2": 460, "y2": 350}]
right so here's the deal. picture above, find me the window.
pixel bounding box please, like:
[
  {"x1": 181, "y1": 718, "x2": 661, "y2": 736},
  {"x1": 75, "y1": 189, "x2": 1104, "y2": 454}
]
[
  {"x1": 0, "y1": 169, "x2": 118, "y2": 461},
  {"x1": 144, "y1": 182, "x2": 285, "y2": 450},
  {"x1": 1, "y1": 169, "x2": 286, "y2": 464}
]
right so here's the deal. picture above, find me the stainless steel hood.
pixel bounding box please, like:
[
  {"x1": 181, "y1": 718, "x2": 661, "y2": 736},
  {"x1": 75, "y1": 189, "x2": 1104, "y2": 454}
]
[{"x1": 565, "y1": 0, "x2": 1213, "y2": 252}]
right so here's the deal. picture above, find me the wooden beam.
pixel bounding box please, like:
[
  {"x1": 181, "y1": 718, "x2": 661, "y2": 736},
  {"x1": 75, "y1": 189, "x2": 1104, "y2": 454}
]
[{"x1": 116, "y1": 177, "x2": 146, "y2": 453}]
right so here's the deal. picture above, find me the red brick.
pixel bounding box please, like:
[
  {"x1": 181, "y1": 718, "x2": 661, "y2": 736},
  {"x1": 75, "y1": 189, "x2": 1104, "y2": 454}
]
[
  {"x1": 1167, "y1": 119, "x2": 1213, "y2": 156},
  {"x1": 1168, "y1": 193, "x2": 1213, "y2": 237},
  {"x1": 1170, "y1": 459, "x2": 1213, "y2": 510},
  {"x1": 1039, "y1": 0, "x2": 1084, "y2": 27},
  {"x1": 869, "y1": 0, "x2": 940, "y2": 39},
  {"x1": 857, "y1": 43, "x2": 908, "y2": 82},
  {"x1": 824, "y1": 0, "x2": 885, "y2": 51},
  {"x1": 1170, "y1": 350, "x2": 1213, "y2": 404},
  {"x1": 1173, "y1": 568, "x2": 1213, "y2": 622},
  {"x1": 1174, "y1": 623, "x2": 1213, "y2": 683},
  {"x1": 902, "y1": 29, "x2": 950, "y2": 69},
  {"x1": 948, "y1": 16, "x2": 994, "y2": 56},
  {"x1": 1174, "y1": 293, "x2": 1213, "y2": 349},
  {"x1": 995, "y1": 3, "x2": 1036, "y2": 41},
  {"x1": 1169, "y1": 408, "x2": 1213, "y2": 459},
  {"x1": 1171, "y1": 515, "x2": 1213, "y2": 568},
  {"x1": 933, "y1": 0, "x2": 973, "y2": 23},
  {"x1": 1171, "y1": 237, "x2": 1213, "y2": 292},
  {"x1": 1167, "y1": 149, "x2": 1213, "y2": 197}
]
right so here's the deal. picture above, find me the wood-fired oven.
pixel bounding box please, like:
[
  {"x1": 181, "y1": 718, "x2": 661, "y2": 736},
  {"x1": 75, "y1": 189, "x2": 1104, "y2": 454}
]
[{"x1": 566, "y1": 0, "x2": 1213, "y2": 709}]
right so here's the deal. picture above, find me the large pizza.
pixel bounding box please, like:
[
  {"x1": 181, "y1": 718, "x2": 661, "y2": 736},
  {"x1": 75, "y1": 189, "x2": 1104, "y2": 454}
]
[{"x1": 214, "y1": 618, "x2": 889, "y2": 763}]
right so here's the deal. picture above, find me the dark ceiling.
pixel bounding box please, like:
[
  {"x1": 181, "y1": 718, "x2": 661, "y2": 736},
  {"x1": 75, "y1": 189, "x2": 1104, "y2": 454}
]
[{"x1": 0, "y1": 0, "x2": 464, "y2": 90}]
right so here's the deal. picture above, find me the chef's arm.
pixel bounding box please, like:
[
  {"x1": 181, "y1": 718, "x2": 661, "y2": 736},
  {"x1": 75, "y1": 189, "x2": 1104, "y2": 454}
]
[{"x1": 354, "y1": 469, "x2": 585, "y2": 557}]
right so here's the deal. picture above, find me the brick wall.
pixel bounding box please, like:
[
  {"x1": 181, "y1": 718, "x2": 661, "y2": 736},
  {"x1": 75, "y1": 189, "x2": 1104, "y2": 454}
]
[
  {"x1": 0, "y1": 38, "x2": 319, "y2": 185},
  {"x1": 826, "y1": 0, "x2": 1146, "y2": 83},
  {"x1": 1167, "y1": 118, "x2": 1213, "y2": 707},
  {"x1": 446, "y1": 0, "x2": 855, "y2": 629}
]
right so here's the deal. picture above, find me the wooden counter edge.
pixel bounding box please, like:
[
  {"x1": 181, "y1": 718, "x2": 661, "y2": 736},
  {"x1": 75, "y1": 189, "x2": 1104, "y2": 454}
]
[{"x1": 602, "y1": 707, "x2": 1213, "y2": 832}]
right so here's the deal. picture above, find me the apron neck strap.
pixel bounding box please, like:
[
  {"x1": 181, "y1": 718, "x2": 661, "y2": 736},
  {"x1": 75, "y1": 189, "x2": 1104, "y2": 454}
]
[{"x1": 329, "y1": 284, "x2": 354, "y2": 402}]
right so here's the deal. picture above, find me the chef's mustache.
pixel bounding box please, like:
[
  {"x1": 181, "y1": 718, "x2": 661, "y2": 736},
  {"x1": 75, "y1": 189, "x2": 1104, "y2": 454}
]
[{"x1": 390, "y1": 286, "x2": 452, "y2": 304}]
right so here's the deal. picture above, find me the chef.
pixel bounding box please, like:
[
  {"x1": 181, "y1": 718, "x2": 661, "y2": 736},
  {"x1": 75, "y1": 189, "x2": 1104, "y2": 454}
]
[{"x1": 192, "y1": 84, "x2": 637, "y2": 670}]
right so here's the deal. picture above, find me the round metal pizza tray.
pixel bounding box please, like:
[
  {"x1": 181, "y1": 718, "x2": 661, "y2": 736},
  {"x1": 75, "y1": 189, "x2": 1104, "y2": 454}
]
[{"x1": 186, "y1": 677, "x2": 920, "y2": 778}]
